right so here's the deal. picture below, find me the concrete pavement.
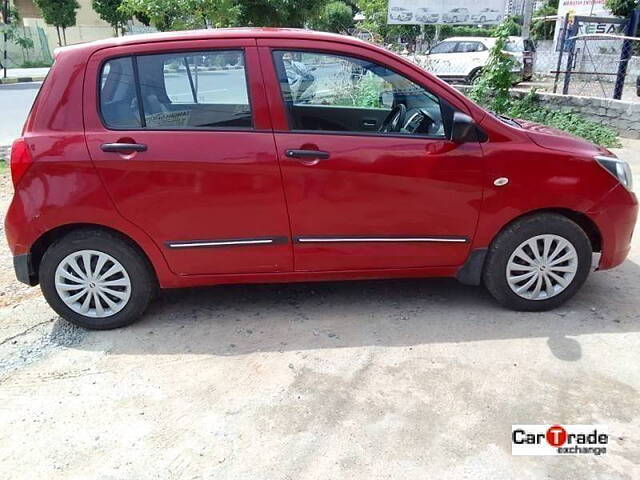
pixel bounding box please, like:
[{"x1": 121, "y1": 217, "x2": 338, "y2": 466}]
[
  {"x1": 0, "y1": 67, "x2": 49, "y2": 84},
  {"x1": 0, "y1": 139, "x2": 639, "y2": 478}
]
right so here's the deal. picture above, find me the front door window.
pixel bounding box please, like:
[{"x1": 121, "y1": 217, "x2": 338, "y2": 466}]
[{"x1": 272, "y1": 50, "x2": 448, "y2": 138}]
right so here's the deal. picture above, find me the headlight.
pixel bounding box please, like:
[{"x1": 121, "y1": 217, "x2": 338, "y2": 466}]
[{"x1": 595, "y1": 155, "x2": 633, "y2": 191}]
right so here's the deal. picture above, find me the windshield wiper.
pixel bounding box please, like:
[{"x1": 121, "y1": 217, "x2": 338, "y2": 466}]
[{"x1": 489, "y1": 110, "x2": 521, "y2": 128}]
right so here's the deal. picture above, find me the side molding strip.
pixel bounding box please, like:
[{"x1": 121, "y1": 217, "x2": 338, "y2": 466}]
[
  {"x1": 166, "y1": 237, "x2": 287, "y2": 249},
  {"x1": 295, "y1": 236, "x2": 468, "y2": 243}
]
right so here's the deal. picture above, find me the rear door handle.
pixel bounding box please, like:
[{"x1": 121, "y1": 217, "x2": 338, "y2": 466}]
[
  {"x1": 101, "y1": 143, "x2": 147, "y2": 153},
  {"x1": 285, "y1": 149, "x2": 330, "y2": 160}
]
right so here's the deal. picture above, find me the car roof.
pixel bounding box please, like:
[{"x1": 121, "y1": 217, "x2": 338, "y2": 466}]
[
  {"x1": 440, "y1": 37, "x2": 495, "y2": 43},
  {"x1": 54, "y1": 27, "x2": 374, "y2": 57}
]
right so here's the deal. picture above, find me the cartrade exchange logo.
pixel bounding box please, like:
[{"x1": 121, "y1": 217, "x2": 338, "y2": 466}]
[{"x1": 512, "y1": 425, "x2": 608, "y2": 456}]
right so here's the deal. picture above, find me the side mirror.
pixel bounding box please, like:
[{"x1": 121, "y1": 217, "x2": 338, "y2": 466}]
[
  {"x1": 379, "y1": 90, "x2": 394, "y2": 108},
  {"x1": 451, "y1": 111, "x2": 481, "y2": 144}
]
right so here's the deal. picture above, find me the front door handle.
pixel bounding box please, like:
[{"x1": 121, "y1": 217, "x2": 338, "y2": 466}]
[
  {"x1": 101, "y1": 143, "x2": 147, "y2": 153},
  {"x1": 285, "y1": 149, "x2": 330, "y2": 160}
]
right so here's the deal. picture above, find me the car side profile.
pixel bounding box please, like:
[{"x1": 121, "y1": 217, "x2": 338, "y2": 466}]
[
  {"x1": 415, "y1": 8, "x2": 439, "y2": 24},
  {"x1": 424, "y1": 36, "x2": 534, "y2": 84},
  {"x1": 388, "y1": 7, "x2": 413, "y2": 22},
  {"x1": 470, "y1": 8, "x2": 502, "y2": 24},
  {"x1": 5, "y1": 28, "x2": 638, "y2": 329},
  {"x1": 442, "y1": 8, "x2": 470, "y2": 24}
]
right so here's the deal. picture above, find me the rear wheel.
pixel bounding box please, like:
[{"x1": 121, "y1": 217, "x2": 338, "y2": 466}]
[
  {"x1": 483, "y1": 214, "x2": 592, "y2": 311},
  {"x1": 40, "y1": 229, "x2": 155, "y2": 329}
]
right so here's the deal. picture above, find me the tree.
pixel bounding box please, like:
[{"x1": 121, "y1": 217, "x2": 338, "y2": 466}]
[
  {"x1": 469, "y1": 22, "x2": 516, "y2": 113},
  {"x1": 92, "y1": 0, "x2": 130, "y2": 36},
  {"x1": 309, "y1": 1, "x2": 354, "y2": 33},
  {"x1": 356, "y1": 0, "x2": 419, "y2": 47},
  {"x1": 236, "y1": 0, "x2": 324, "y2": 28},
  {"x1": 3, "y1": 7, "x2": 35, "y2": 65},
  {"x1": 34, "y1": 0, "x2": 80, "y2": 46},
  {"x1": 531, "y1": 0, "x2": 558, "y2": 40},
  {"x1": 605, "y1": 0, "x2": 636, "y2": 18},
  {"x1": 119, "y1": 0, "x2": 240, "y2": 31}
]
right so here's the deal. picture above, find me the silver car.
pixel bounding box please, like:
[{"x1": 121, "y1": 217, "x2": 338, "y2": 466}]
[
  {"x1": 415, "y1": 8, "x2": 439, "y2": 24},
  {"x1": 442, "y1": 8, "x2": 470, "y2": 24},
  {"x1": 470, "y1": 8, "x2": 502, "y2": 24},
  {"x1": 389, "y1": 7, "x2": 413, "y2": 22}
]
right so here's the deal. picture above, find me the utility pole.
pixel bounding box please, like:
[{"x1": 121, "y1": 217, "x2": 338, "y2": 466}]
[
  {"x1": 2, "y1": 0, "x2": 8, "y2": 79},
  {"x1": 521, "y1": 0, "x2": 535, "y2": 39},
  {"x1": 613, "y1": 7, "x2": 640, "y2": 99}
]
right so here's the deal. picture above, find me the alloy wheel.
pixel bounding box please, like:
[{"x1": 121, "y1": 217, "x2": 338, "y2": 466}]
[
  {"x1": 55, "y1": 250, "x2": 132, "y2": 318},
  {"x1": 506, "y1": 234, "x2": 579, "y2": 300}
]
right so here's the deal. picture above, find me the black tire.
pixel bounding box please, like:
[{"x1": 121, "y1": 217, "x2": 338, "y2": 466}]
[
  {"x1": 40, "y1": 229, "x2": 156, "y2": 329},
  {"x1": 483, "y1": 214, "x2": 592, "y2": 311},
  {"x1": 467, "y1": 68, "x2": 482, "y2": 84}
]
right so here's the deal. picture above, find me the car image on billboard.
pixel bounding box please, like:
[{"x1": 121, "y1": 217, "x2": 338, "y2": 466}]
[{"x1": 387, "y1": 0, "x2": 506, "y2": 25}]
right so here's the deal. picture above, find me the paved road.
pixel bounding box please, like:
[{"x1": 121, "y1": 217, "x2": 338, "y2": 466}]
[{"x1": 0, "y1": 82, "x2": 41, "y2": 146}]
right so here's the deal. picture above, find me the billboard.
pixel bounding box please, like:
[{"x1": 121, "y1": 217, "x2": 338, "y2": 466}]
[
  {"x1": 552, "y1": 0, "x2": 617, "y2": 50},
  {"x1": 387, "y1": 0, "x2": 507, "y2": 25}
]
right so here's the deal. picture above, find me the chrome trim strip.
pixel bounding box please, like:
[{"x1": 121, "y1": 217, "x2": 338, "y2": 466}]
[
  {"x1": 296, "y1": 237, "x2": 468, "y2": 243},
  {"x1": 167, "y1": 239, "x2": 275, "y2": 249}
]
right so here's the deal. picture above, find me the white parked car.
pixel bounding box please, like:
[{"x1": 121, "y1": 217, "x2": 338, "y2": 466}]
[
  {"x1": 420, "y1": 36, "x2": 536, "y2": 84},
  {"x1": 470, "y1": 8, "x2": 503, "y2": 24}
]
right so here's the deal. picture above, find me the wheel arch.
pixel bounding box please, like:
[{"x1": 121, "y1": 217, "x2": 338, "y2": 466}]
[
  {"x1": 496, "y1": 208, "x2": 602, "y2": 253},
  {"x1": 458, "y1": 207, "x2": 601, "y2": 285},
  {"x1": 467, "y1": 67, "x2": 483, "y2": 84},
  {"x1": 29, "y1": 223, "x2": 160, "y2": 286}
]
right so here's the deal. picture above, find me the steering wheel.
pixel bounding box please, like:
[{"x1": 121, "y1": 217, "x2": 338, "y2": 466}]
[{"x1": 380, "y1": 104, "x2": 407, "y2": 133}]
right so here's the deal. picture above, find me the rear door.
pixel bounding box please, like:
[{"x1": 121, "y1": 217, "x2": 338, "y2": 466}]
[{"x1": 84, "y1": 40, "x2": 293, "y2": 275}]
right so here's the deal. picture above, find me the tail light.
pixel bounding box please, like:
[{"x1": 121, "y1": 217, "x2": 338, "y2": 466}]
[{"x1": 10, "y1": 138, "x2": 34, "y2": 187}]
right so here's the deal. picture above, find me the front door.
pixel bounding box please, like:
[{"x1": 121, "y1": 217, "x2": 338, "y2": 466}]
[
  {"x1": 84, "y1": 42, "x2": 292, "y2": 275},
  {"x1": 260, "y1": 44, "x2": 484, "y2": 272}
]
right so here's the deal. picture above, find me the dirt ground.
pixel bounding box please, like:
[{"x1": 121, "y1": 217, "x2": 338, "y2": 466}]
[{"x1": 1, "y1": 141, "x2": 640, "y2": 479}]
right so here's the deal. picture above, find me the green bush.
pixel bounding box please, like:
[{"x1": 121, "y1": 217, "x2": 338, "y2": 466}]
[
  {"x1": 468, "y1": 20, "x2": 620, "y2": 148},
  {"x1": 468, "y1": 23, "x2": 515, "y2": 113},
  {"x1": 504, "y1": 91, "x2": 621, "y2": 148},
  {"x1": 20, "y1": 59, "x2": 53, "y2": 68}
]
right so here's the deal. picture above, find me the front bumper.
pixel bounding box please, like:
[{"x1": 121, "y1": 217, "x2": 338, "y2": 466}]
[{"x1": 588, "y1": 184, "x2": 638, "y2": 270}]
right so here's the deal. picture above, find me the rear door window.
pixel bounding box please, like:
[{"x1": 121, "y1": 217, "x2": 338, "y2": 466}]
[{"x1": 99, "y1": 50, "x2": 252, "y2": 130}]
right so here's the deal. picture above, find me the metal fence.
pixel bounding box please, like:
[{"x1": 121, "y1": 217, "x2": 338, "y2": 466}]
[
  {"x1": 1, "y1": 24, "x2": 52, "y2": 69},
  {"x1": 402, "y1": 37, "x2": 640, "y2": 102}
]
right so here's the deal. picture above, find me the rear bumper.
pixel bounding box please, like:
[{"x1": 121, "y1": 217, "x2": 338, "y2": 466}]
[{"x1": 588, "y1": 184, "x2": 638, "y2": 270}]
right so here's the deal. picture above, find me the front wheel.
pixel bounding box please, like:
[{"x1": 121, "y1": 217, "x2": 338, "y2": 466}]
[
  {"x1": 467, "y1": 68, "x2": 482, "y2": 84},
  {"x1": 483, "y1": 214, "x2": 592, "y2": 311},
  {"x1": 40, "y1": 229, "x2": 156, "y2": 329}
]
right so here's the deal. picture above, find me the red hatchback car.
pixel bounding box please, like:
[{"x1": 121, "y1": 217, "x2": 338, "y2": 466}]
[{"x1": 5, "y1": 28, "x2": 637, "y2": 329}]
